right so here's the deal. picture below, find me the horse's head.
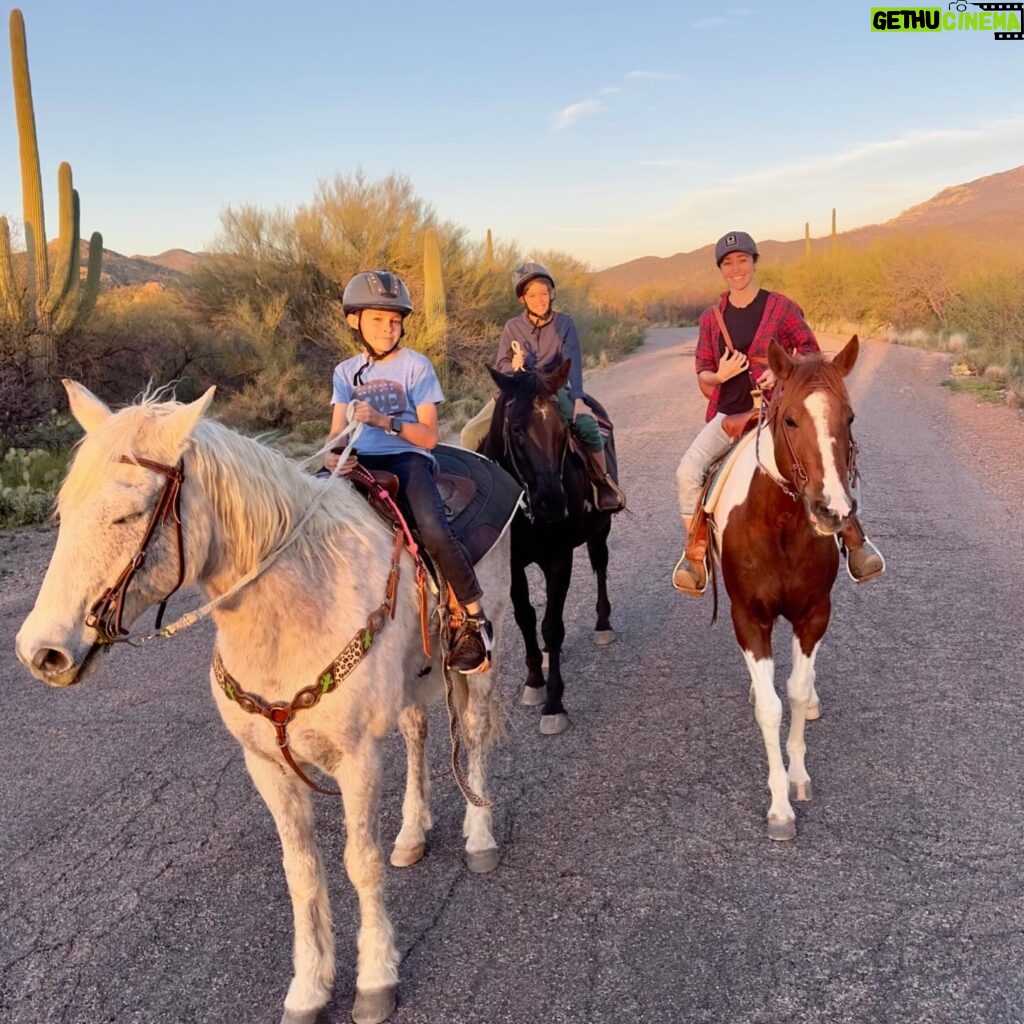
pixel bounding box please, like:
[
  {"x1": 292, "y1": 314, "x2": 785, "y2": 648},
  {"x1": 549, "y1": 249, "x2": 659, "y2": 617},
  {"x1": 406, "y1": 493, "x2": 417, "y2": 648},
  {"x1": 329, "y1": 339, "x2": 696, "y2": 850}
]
[
  {"x1": 16, "y1": 381, "x2": 216, "y2": 687},
  {"x1": 766, "y1": 336, "x2": 860, "y2": 536},
  {"x1": 485, "y1": 360, "x2": 572, "y2": 523}
]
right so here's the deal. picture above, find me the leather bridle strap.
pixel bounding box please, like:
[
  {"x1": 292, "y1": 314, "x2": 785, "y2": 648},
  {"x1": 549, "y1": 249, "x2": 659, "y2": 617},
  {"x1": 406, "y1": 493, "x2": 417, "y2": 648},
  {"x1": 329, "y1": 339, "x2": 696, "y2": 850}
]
[{"x1": 87, "y1": 456, "x2": 186, "y2": 643}]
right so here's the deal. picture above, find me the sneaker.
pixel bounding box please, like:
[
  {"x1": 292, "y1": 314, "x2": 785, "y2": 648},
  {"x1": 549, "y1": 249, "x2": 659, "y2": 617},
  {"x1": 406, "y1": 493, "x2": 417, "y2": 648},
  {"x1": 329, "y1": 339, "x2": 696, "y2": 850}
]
[
  {"x1": 672, "y1": 554, "x2": 707, "y2": 595},
  {"x1": 448, "y1": 613, "x2": 494, "y2": 674},
  {"x1": 847, "y1": 544, "x2": 884, "y2": 582}
]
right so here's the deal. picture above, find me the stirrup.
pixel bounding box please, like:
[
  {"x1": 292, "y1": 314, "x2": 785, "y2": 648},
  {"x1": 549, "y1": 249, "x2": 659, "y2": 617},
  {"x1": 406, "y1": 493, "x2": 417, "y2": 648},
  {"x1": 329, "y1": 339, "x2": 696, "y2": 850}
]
[
  {"x1": 447, "y1": 612, "x2": 494, "y2": 674},
  {"x1": 838, "y1": 535, "x2": 886, "y2": 583},
  {"x1": 671, "y1": 551, "x2": 708, "y2": 596}
]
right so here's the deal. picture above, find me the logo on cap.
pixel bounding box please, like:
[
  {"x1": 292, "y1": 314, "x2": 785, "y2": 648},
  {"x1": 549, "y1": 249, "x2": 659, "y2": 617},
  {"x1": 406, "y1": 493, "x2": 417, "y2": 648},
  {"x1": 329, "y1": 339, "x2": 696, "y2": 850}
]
[{"x1": 725, "y1": 234, "x2": 737, "y2": 246}]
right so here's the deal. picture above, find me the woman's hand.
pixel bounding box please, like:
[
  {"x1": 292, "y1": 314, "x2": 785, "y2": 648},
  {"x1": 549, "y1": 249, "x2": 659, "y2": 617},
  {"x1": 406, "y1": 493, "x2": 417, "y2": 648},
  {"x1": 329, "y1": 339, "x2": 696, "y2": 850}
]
[
  {"x1": 511, "y1": 339, "x2": 526, "y2": 371},
  {"x1": 717, "y1": 350, "x2": 749, "y2": 383},
  {"x1": 755, "y1": 367, "x2": 776, "y2": 391}
]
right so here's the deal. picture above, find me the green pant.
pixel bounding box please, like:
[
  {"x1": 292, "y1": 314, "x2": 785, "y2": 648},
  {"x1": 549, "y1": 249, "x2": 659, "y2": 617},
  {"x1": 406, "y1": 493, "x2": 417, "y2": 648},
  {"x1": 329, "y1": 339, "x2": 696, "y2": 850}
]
[{"x1": 556, "y1": 387, "x2": 604, "y2": 453}]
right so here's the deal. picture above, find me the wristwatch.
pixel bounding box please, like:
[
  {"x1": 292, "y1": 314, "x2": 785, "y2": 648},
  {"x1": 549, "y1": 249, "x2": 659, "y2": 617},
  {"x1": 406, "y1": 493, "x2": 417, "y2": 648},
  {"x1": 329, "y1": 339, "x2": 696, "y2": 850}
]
[{"x1": 386, "y1": 417, "x2": 402, "y2": 436}]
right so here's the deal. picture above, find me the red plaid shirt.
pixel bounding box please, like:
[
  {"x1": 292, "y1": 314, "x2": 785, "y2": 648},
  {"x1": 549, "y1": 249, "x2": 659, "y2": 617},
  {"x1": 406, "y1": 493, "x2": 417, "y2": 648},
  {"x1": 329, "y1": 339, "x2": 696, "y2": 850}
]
[{"x1": 694, "y1": 290, "x2": 820, "y2": 420}]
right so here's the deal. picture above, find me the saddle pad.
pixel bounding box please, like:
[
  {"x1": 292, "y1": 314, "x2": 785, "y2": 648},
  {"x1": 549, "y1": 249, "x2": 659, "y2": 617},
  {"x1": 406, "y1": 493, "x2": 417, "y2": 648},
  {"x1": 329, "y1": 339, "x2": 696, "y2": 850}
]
[
  {"x1": 703, "y1": 430, "x2": 757, "y2": 518},
  {"x1": 433, "y1": 444, "x2": 523, "y2": 565}
]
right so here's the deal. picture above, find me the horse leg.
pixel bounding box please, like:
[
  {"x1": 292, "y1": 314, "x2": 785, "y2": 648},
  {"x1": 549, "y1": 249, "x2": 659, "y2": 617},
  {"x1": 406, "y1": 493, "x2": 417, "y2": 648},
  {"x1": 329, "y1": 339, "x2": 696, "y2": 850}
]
[
  {"x1": 391, "y1": 703, "x2": 431, "y2": 868},
  {"x1": 338, "y1": 739, "x2": 400, "y2": 1024},
  {"x1": 241, "y1": 750, "x2": 335, "y2": 1024},
  {"x1": 512, "y1": 558, "x2": 546, "y2": 706},
  {"x1": 733, "y1": 610, "x2": 796, "y2": 840},
  {"x1": 786, "y1": 610, "x2": 830, "y2": 803},
  {"x1": 457, "y1": 670, "x2": 501, "y2": 873},
  {"x1": 539, "y1": 551, "x2": 573, "y2": 735},
  {"x1": 587, "y1": 519, "x2": 615, "y2": 646}
]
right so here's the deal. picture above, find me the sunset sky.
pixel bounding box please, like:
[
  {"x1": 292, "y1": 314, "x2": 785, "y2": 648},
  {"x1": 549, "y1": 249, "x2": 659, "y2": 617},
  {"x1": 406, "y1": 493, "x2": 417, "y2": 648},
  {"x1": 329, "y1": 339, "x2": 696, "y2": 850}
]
[{"x1": 2, "y1": 0, "x2": 1022, "y2": 268}]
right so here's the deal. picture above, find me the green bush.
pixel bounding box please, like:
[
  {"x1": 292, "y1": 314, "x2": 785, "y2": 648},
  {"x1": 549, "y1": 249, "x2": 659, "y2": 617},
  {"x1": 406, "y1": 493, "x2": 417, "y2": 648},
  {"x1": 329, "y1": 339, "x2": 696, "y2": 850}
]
[{"x1": 0, "y1": 446, "x2": 68, "y2": 528}]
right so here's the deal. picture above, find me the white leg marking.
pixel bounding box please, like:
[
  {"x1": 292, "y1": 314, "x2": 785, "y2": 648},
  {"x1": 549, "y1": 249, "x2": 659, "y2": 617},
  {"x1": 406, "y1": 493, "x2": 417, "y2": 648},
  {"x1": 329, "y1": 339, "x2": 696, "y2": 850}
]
[
  {"x1": 393, "y1": 704, "x2": 431, "y2": 864},
  {"x1": 741, "y1": 649, "x2": 795, "y2": 830},
  {"x1": 786, "y1": 635, "x2": 821, "y2": 800}
]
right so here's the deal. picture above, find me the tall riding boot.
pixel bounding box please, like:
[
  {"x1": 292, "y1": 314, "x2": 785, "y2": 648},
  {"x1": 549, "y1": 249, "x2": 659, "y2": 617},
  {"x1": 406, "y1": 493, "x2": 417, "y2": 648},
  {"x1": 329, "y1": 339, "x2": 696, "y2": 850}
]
[
  {"x1": 672, "y1": 511, "x2": 709, "y2": 596},
  {"x1": 588, "y1": 448, "x2": 626, "y2": 512},
  {"x1": 841, "y1": 515, "x2": 885, "y2": 582}
]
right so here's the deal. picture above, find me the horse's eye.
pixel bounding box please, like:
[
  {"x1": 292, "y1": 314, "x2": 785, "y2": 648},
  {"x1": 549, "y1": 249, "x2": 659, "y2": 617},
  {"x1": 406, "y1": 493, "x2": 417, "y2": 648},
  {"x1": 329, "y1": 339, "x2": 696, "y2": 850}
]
[
  {"x1": 848, "y1": 413, "x2": 856, "y2": 426},
  {"x1": 113, "y1": 510, "x2": 145, "y2": 526},
  {"x1": 784, "y1": 415, "x2": 798, "y2": 429}
]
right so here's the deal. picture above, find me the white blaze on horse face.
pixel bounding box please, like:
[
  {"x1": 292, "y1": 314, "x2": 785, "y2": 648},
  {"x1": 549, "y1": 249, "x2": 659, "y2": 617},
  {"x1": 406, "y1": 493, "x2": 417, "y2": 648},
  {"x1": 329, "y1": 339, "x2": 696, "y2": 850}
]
[{"x1": 804, "y1": 392, "x2": 853, "y2": 519}]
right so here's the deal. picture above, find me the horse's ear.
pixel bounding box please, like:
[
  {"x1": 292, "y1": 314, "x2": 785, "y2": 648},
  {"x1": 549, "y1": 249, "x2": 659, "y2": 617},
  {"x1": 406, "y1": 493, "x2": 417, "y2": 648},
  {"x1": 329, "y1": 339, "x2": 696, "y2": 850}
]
[
  {"x1": 551, "y1": 358, "x2": 572, "y2": 392},
  {"x1": 163, "y1": 386, "x2": 217, "y2": 450},
  {"x1": 488, "y1": 365, "x2": 516, "y2": 391},
  {"x1": 63, "y1": 379, "x2": 111, "y2": 434},
  {"x1": 767, "y1": 340, "x2": 795, "y2": 381},
  {"x1": 831, "y1": 335, "x2": 859, "y2": 377}
]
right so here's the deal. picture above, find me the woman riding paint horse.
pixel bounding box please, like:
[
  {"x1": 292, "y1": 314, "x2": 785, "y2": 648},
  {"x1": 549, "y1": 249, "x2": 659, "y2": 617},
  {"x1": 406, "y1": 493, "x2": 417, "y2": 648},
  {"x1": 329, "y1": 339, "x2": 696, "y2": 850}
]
[
  {"x1": 672, "y1": 231, "x2": 885, "y2": 595},
  {"x1": 460, "y1": 261, "x2": 626, "y2": 513}
]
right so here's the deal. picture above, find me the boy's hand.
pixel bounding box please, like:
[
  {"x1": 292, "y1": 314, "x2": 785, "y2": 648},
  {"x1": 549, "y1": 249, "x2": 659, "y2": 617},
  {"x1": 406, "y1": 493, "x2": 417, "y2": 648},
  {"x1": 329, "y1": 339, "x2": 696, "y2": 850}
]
[
  {"x1": 324, "y1": 450, "x2": 358, "y2": 475},
  {"x1": 349, "y1": 400, "x2": 386, "y2": 428},
  {"x1": 511, "y1": 339, "x2": 526, "y2": 371}
]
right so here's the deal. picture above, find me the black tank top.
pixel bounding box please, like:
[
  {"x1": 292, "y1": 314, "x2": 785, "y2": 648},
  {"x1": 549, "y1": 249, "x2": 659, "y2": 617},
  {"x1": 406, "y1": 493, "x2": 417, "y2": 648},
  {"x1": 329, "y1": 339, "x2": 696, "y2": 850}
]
[{"x1": 718, "y1": 289, "x2": 767, "y2": 415}]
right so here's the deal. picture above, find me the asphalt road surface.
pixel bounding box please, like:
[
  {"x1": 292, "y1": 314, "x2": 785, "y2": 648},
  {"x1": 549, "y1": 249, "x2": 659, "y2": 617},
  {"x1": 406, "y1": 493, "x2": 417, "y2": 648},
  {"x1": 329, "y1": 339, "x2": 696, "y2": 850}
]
[{"x1": 3, "y1": 328, "x2": 1024, "y2": 1024}]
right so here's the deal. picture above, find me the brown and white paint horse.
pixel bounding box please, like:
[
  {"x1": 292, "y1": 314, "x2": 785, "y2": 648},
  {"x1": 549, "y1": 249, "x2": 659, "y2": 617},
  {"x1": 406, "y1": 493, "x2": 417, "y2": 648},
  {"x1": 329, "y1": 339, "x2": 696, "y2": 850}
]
[
  {"x1": 16, "y1": 382, "x2": 510, "y2": 1024},
  {"x1": 711, "y1": 337, "x2": 862, "y2": 840}
]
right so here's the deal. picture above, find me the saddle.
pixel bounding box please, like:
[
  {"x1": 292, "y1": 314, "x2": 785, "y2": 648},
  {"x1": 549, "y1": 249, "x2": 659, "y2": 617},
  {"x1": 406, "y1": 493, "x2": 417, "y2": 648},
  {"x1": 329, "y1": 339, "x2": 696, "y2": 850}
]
[
  {"x1": 348, "y1": 444, "x2": 522, "y2": 567},
  {"x1": 566, "y1": 392, "x2": 623, "y2": 492}
]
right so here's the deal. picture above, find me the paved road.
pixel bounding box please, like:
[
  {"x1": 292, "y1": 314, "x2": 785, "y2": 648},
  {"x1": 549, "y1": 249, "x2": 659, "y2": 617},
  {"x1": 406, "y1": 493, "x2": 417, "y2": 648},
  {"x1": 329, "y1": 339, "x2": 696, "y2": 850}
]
[{"x1": 4, "y1": 328, "x2": 1024, "y2": 1024}]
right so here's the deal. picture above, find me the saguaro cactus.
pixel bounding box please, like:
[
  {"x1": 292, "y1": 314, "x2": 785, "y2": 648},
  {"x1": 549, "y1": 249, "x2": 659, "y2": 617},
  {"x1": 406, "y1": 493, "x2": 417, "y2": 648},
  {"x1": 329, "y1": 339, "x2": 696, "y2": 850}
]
[
  {"x1": 1, "y1": 9, "x2": 103, "y2": 394},
  {"x1": 831, "y1": 208, "x2": 837, "y2": 255},
  {"x1": 485, "y1": 228, "x2": 494, "y2": 266},
  {"x1": 422, "y1": 227, "x2": 448, "y2": 388},
  {"x1": 804, "y1": 221, "x2": 811, "y2": 259}
]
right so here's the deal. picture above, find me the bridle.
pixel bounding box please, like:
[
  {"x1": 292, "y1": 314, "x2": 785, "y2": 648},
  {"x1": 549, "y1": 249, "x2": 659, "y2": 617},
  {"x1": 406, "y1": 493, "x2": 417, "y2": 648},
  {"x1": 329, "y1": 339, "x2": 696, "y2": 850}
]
[
  {"x1": 500, "y1": 396, "x2": 569, "y2": 523},
  {"x1": 86, "y1": 456, "x2": 186, "y2": 643},
  {"x1": 755, "y1": 370, "x2": 860, "y2": 505}
]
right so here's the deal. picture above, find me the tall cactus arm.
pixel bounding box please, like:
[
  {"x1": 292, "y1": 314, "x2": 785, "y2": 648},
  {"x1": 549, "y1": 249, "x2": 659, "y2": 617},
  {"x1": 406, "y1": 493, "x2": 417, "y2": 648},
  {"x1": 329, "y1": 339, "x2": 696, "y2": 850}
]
[
  {"x1": 0, "y1": 216, "x2": 26, "y2": 326},
  {"x1": 10, "y1": 9, "x2": 49, "y2": 321},
  {"x1": 52, "y1": 229, "x2": 102, "y2": 336},
  {"x1": 43, "y1": 162, "x2": 77, "y2": 315}
]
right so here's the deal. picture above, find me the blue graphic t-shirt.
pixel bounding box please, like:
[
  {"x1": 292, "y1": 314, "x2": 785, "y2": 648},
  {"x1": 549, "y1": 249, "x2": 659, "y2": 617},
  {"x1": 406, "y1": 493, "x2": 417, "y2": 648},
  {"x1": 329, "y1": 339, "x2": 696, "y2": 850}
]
[{"x1": 331, "y1": 347, "x2": 444, "y2": 459}]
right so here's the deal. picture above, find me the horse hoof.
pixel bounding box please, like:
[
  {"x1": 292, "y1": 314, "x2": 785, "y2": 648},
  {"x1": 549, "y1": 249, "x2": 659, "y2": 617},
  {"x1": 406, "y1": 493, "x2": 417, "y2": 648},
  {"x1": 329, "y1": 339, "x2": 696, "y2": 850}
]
[
  {"x1": 281, "y1": 1009, "x2": 321, "y2": 1024},
  {"x1": 767, "y1": 816, "x2": 797, "y2": 842},
  {"x1": 805, "y1": 702, "x2": 821, "y2": 721},
  {"x1": 789, "y1": 780, "x2": 813, "y2": 803},
  {"x1": 521, "y1": 683, "x2": 546, "y2": 706},
  {"x1": 540, "y1": 713, "x2": 570, "y2": 735},
  {"x1": 352, "y1": 985, "x2": 397, "y2": 1024},
  {"x1": 390, "y1": 843, "x2": 426, "y2": 868},
  {"x1": 466, "y1": 847, "x2": 500, "y2": 873},
  {"x1": 594, "y1": 629, "x2": 615, "y2": 646}
]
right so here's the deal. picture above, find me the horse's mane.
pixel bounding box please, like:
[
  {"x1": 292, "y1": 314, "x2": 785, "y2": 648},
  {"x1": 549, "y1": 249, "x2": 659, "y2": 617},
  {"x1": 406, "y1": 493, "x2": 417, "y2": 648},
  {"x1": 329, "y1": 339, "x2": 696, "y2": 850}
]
[{"x1": 60, "y1": 394, "x2": 387, "y2": 574}]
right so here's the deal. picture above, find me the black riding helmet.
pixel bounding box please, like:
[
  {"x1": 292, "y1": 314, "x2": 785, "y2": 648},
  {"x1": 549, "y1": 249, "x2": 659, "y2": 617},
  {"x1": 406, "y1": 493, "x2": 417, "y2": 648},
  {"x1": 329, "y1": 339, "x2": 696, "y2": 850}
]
[
  {"x1": 342, "y1": 271, "x2": 413, "y2": 360},
  {"x1": 512, "y1": 261, "x2": 555, "y2": 298}
]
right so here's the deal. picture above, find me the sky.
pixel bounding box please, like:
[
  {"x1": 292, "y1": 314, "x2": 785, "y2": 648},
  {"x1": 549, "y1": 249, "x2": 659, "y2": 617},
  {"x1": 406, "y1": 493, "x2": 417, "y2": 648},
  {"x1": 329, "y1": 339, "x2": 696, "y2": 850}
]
[{"x1": 2, "y1": 0, "x2": 1023, "y2": 271}]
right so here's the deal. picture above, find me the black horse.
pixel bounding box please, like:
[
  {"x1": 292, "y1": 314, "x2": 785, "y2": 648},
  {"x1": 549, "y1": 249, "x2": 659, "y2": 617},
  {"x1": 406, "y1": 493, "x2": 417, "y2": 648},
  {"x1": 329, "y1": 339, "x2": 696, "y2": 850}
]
[{"x1": 480, "y1": 360, "x2": 616, "y2": 734}]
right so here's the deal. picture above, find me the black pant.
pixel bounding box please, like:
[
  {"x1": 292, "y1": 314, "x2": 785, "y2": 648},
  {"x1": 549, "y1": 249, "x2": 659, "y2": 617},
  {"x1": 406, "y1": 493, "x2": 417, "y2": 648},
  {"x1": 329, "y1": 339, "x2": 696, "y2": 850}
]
[{"x1": 357, "y1": 452, "x2": 482, "y2": 606}]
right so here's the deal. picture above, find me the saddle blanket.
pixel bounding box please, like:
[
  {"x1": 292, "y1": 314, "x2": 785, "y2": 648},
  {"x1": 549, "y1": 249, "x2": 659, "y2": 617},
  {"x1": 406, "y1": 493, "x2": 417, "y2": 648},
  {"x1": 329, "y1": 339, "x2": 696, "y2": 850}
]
[{"x1": 432, "y1": 444, "x2": 523, "y2": 565}]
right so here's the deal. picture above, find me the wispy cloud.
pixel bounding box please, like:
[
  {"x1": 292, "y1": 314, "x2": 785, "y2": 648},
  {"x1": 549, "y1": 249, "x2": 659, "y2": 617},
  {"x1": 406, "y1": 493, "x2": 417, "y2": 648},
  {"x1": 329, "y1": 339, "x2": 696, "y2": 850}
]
[
  {"x1": 691, "y1": 16, "x2": 727, "y2": 28},
  {"x1": 552, "y1": 99, "x2": 606, "y2": 132},
  {"x1": 597, "y1": 85, "x2": 623, "y2": 95},
  {"x1": 636, "y1": 158, "x2": 702, "y2": 168},
  {"x1": 624, "y1": 70, "x2": 682, "y2": 81}
]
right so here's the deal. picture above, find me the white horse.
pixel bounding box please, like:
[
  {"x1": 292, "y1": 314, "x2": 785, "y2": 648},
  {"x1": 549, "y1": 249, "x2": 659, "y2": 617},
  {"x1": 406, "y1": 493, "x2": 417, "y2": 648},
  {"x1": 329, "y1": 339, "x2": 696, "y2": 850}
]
[{"x1": 15, "y1": 381, "x2": 510, "y2": 1024}]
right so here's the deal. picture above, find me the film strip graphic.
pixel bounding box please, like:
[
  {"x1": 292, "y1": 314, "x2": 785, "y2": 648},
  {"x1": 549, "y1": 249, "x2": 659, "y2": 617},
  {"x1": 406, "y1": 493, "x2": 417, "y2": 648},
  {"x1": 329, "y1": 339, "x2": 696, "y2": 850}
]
[{"x1": 972, "y1": 2, "x2": 1024, "y2": 39}]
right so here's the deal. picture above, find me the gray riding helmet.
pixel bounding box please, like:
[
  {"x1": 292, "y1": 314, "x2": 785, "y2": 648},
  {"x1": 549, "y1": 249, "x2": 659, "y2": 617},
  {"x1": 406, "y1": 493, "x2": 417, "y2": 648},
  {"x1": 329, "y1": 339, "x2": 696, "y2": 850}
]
[
  {"x1": 342, "y1": 271, "x2": 414, "y2": 316},
  {"x1": 513, "y1": 261, "x2": 555, "y2": 297},
  {"x1": 714, "y1": 231, "x2": 758, "y2": 266}
]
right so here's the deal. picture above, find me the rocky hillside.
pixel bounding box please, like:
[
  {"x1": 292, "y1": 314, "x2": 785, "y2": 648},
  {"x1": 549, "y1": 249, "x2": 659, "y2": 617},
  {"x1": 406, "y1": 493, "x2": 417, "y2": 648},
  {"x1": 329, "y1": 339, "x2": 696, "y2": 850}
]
[{"x1": 595, "y1": 164, "x2": 1024, "y2": 300}]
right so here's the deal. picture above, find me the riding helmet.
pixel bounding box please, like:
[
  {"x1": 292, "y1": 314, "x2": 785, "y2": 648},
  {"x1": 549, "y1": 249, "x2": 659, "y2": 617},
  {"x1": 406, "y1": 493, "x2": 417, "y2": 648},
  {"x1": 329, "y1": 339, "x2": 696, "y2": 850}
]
[
  {"x1": 342, "y1": 271, "x2": 414, "y2": 316},
  {"x1": 512, "y1": 261, "x2": 555, "y2": 297}
]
